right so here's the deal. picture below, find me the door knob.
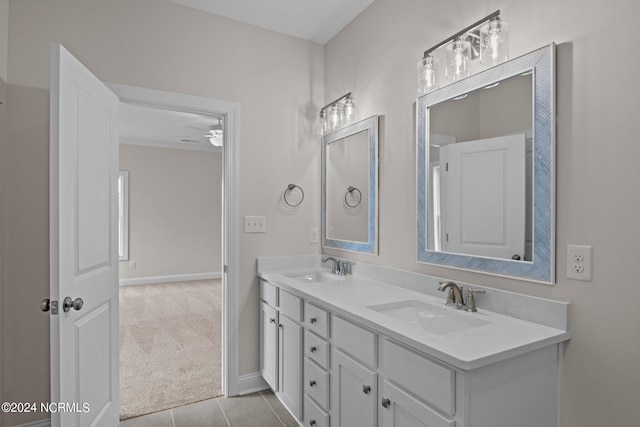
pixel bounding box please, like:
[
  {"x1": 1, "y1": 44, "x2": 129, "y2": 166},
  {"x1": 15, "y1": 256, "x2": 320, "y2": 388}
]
[
  {"x1": 41, "y1": 299, "x2": 51, "y2": 312},
  {"x1": 63, "y1": 297, "x2": 84, "y2": 312}
]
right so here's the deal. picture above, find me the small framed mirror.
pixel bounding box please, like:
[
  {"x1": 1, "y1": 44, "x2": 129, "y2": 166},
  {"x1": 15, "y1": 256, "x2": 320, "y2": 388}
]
[
  {"x1": 417, "y1": 44, "x2": 555, "y2": 283},
  {"x1": 323, "y1": 115, "x2": 378, "y2": 254}
]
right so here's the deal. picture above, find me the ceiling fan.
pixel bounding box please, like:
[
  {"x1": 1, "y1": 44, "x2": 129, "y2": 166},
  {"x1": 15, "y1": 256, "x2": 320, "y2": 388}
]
[{"x1": 183, "y1": 118, "x2": 224, "y2": 147}]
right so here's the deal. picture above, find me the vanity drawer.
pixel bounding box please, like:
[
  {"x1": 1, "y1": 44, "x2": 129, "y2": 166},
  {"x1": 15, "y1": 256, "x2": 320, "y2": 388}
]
[
  {"x1": 304, "y1": 302, "x2": 330, "y2": 338},
  {"x1": 279, "y1": 289, "x2": 302, "y2": 322},
  {"x1": 260, "y1": 280, "x2": 278, "y2": 307},
  {"x1": 380, "y1": 339, "x2": 455, "y2": 416},
  {"x1": 305, "y1": 329, "x2": 330, "y2": 369},
  {"x1": 304, "y1": 394, "x2": 329, "y2": 427},
  {"x1": 304, "y1": 358, "x2": 330, "y2": 409},
  {"x1": 332, "y1": 316, "x2": 377, "y2": 368}
]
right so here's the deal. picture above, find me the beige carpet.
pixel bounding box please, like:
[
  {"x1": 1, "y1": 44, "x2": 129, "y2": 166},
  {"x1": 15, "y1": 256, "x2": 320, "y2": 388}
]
[{"x1": 119, "y1": 279, "x2": 223, "y2": 420}]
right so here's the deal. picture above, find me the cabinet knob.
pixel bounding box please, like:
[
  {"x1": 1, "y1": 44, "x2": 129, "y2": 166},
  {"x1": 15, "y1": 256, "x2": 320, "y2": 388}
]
[
  {"x1": 310, "y1": 317, "x2": 317, "y2": 324},
  {"x1": 362, "y1": 385, "x2": 371, "y2": 394},
  {"x1": 269, "y1": 318, "x2": 276, "y2": 324},
  {"x1": 381, "y1": 398, "x2": 391, "y2": 408},
  {"x1": 309, "y1": 420, "x2": 316, "y2": 426},
  {"x1": 310, "y1": 346, "x2": 317, "y2": 353},
  {"x1": 309, "y1": 380, "x2": 316, "y2": 387}
]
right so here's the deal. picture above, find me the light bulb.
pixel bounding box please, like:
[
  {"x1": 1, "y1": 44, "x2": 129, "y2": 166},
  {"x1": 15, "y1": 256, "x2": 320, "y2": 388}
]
[
  {"x1": 480, "y1": 19, "x2": 508, "y2": 66},
  {"x1": 445, "y1": 38, "x2": 470, "y2": 81},
  {"x1": 342, "y1": 97, "x2": 356, "y2": 125},
  {"x1": 418, "y1": 54, "x2": 439, "y2": 94},
  {"x1": 328, "y1": 104, "x2": 340, "y2": 131}
]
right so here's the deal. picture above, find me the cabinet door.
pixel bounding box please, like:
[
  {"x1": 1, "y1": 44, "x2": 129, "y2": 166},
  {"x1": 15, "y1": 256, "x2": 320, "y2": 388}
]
[
  {"x1": 260, "y1": 302, "x2": 278, "y2": 391},
  {"x1": 278, "y1": 313, "x2": 303, "y2": 420},
  {"x1": 332, "y1": 349, "x2": 377, "y2": 427},
  {"x1": 379, "y1": 380, "x2": 453, "y2": 427}
]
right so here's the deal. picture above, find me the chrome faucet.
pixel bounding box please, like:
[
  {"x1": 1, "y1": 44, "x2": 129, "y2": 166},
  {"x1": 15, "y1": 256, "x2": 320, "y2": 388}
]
[
  {"x1": 322, "y1": 256, "x2": 340, "y2": 274},
  {"x1": 438, "y1": 281, "x2": 464, "y2": 309},
  {"x1": 322, "y1": 256, "x2": 350, "y2": 276},
  {"x1": 438, "y1": 281, "x2": 486, "y2": 311}
]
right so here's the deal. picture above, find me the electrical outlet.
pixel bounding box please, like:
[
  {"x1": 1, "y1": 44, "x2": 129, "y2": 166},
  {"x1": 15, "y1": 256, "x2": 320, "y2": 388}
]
[
  {"x1": 566, "y1": 245, "x2": 592, "y2": 281},
  {"x1": 244, "y1": 216, "x2": 267, "y2": 233}
]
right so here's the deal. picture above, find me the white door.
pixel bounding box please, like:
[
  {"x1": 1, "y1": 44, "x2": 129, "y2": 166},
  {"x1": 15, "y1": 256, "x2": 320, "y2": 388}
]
[
  {"x1": 49, "y1": 44, "x2": 120, "y2": 427},
  {"x1": 277, "y1": 314, "x2": 302, "y2": 419},
  {"x1": 331, "y1": 349, "x2": 377, "y2": 427},
  {"x1": 379, "y1": 380, "x2": 453, "y2": 427},
  {"x1": 441, "y1": 134, "x2": 526, "y2": 260},
  {"x1": 260, "y1": 302, "x2": 278, "y2": 390}
]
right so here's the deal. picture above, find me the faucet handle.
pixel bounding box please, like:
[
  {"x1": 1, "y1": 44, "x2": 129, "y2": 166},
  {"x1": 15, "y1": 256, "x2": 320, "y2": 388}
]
[{"x1": 465, "y1": 288, "x2": 486, "y2": 312}]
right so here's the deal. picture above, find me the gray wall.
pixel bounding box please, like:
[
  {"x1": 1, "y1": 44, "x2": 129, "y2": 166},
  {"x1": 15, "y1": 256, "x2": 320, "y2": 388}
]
[
  {"x1": 1, "y1": 1, "x2": 323, "y2": 425},
  {"x1": 119, "y1": 144, "x2": 222, "y2": 281},
  {"x1": 323, "y1": 0, "x2": 640, "y2": 426}
]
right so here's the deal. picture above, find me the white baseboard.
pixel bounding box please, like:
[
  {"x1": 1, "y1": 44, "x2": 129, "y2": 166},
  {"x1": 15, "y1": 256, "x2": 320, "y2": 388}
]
[
  {"x1": 237, "y1": 372, "x2": 269, "y2": 396},
  {"x1": 119, "y1": 272, "x2": 222, "y2": 286},
  {"x1": 9, "y1": 420, "x2": 50, "y2": 427}
]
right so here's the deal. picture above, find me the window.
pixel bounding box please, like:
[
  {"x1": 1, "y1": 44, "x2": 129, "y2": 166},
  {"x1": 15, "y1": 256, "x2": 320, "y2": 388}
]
[{"x1": 118, "y1": 171, "x2": 129, "y2": 261}]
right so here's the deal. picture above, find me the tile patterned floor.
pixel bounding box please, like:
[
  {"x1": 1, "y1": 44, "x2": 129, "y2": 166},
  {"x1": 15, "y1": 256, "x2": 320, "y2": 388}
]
[{"x1": 119, "y1": 389, "x2": 299, "y2": 427}]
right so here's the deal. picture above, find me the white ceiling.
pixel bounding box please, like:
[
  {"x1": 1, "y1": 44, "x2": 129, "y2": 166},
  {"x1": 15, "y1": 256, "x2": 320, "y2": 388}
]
[{"x1": 165, "y1": 0, "x2": 375, "y2": 44}]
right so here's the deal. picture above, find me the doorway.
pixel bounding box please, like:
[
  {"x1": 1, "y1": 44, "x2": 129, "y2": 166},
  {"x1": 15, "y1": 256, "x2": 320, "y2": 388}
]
[
  {"x1": 108, "y1": 83, "x2": 241, "y2": 412},
  {"x1": 117, "y1": 134, "x2": 223, "y2": 418}
]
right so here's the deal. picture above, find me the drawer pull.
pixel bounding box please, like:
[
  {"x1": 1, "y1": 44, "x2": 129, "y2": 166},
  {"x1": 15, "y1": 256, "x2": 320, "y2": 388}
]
[
  {"x1": 362, "y1": 385, "x2": 371, "y2": 394},
  {"x1": 309, "y1": 380, "x2": 316, "y2": 387},
  {"x1": 309, "y1": 420, "x2": 316, "y2": 426},
  {"x1": 381, "y1": 398, "x2": 391, "y2": 409},
  {"x1": 310, "y1": 346, "x2": 317, "y2": 353},
  {"x1": 269, "y1": 318, "x2": 276, "y2": 324},
  {"x1": 310, "y1": 317, "x2": 317, "y2": 324}
]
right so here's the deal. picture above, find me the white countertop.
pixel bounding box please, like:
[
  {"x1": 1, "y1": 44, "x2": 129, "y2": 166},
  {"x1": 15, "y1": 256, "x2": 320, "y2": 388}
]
[{"x1": 258, "y1": 267, "x2": 570, "y2": 371}]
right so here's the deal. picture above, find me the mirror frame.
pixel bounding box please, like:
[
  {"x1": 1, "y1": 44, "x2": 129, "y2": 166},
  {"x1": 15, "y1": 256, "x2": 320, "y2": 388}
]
[
  {"x1": 323, "y1": 115, "x2": 379, "y2": 254},
  {"x1": 417, "y1": 44, "x2": 555, "y2": 283}
]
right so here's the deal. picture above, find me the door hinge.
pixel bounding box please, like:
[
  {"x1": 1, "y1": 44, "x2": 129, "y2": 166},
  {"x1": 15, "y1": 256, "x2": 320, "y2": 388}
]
[
  {"x1": 446, "y1": 162, "x2": 449, "y2": 171},
  {"x1": 224, "y1": 265, "x2": 228, "y2": 274}
]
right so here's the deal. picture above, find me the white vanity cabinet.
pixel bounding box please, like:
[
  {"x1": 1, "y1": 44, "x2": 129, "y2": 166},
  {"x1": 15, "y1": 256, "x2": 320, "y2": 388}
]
[
  {"x1": 260, "y1": 280, "x2": 303, "y2": 420},
  {"x1": 258, "y1": 273, "x2": 565, "y2": 427}
]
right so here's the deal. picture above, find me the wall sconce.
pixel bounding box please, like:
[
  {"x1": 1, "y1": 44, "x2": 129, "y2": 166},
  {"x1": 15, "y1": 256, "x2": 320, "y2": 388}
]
[
  {"x1": 417, "y1": 10, "x2": 508, "y2": 94},
  {"x1": 319, "y1": 92, "x2": 356, "y2": 135}
]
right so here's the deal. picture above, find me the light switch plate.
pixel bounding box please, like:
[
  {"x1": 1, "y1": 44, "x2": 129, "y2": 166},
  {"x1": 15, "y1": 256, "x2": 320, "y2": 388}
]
[{"x1": 244, "y1": 216, "x2": 267, "y2": 233}]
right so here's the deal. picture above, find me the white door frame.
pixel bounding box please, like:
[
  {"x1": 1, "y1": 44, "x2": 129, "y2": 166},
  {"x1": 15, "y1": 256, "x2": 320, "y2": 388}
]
[{"x1": 107, "y1": 83, "x2": 240, "y2": 396}]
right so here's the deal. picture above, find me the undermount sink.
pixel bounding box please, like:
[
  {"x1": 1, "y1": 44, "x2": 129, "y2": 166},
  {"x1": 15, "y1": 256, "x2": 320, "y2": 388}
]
[
  {"x1": 368, "y1": 299, "x2": 489, "y2": 335},
  {"x1": 285, "y1": 270, "x2": 345, "y2": 283}
]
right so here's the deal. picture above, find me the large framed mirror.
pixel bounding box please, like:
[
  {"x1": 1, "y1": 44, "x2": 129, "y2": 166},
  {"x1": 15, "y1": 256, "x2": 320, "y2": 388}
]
[
  {"x1": 323, "y1": 115, "x2": 378, "y2": 254},
  {"x1": 417, "y1": 44, "x2": 555, "y2": 283}
]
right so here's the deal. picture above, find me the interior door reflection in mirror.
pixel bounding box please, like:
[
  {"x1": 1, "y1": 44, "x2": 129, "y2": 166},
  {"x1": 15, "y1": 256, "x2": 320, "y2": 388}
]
[
  {"x1": 427, "y1": 73, "x2": 532, "y2": 261},
  {"x1": 327, "y1": 129, "x2": 369, "y2": 243}
]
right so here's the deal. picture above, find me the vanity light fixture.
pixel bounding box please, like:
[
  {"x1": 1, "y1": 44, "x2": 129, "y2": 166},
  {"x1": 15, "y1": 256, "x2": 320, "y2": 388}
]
[
  {"x1": 319, "y1": 92, "x2": 356, "y2": 135},
  {"x1": 208, "y1": 118, "x2": 223, "y2": 147},
  {"x1": 417, "y1": 10, "x2": 509, "y2": 94}
]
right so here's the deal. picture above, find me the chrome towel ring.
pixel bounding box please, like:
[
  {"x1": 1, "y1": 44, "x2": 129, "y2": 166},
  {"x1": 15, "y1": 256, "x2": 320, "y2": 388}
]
[
  {"x1": 345, "y1": 186, "x2": 362, "y2": 208},
  {"x1": 284, "y1": 184, "x2": 304, "y2": 207}
]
